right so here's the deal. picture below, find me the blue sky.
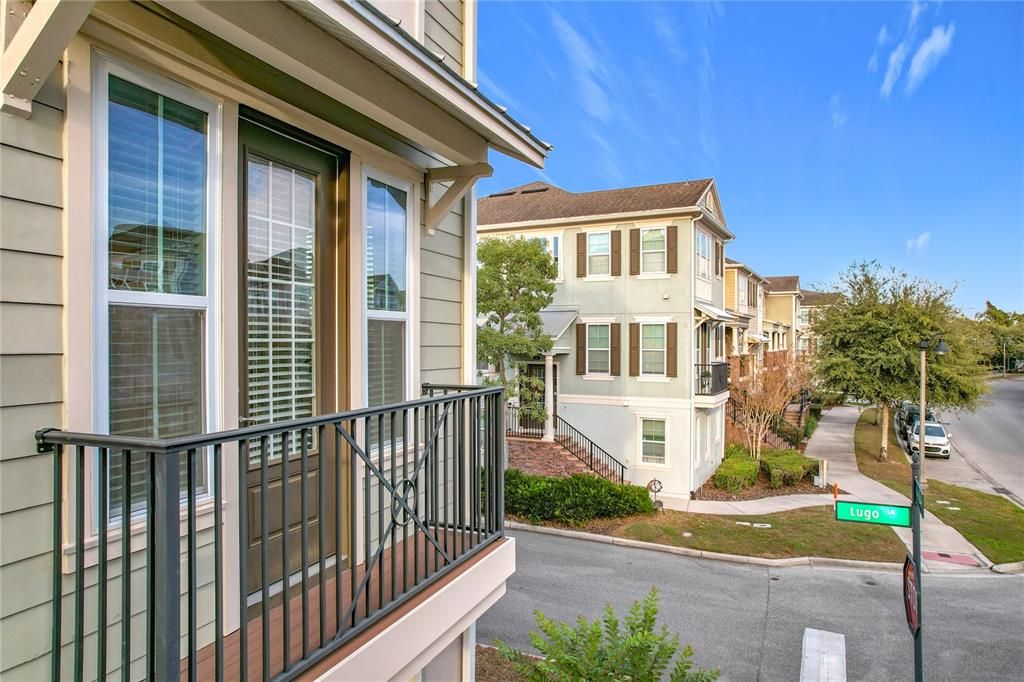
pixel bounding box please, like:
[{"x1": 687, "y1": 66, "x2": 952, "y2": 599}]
[{"x1": 475, "y1": 1, "x2": 1024, "y2": 314}]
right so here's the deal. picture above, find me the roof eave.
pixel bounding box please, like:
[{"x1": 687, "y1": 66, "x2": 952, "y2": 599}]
[{"x1": 479, "y1": 205, "x2": 704, "y2": 232}]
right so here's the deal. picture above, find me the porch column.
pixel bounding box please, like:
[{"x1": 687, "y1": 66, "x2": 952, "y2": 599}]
[{"x1": 543, "y1": 353, "x2": 554, "y2": 441}]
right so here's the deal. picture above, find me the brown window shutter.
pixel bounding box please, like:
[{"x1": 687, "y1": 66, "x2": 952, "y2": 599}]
[
  {"x1": 629, "y1": 323, "x2": 640, "y2": 377},
  {"x1": 611, "y1": 230, "x2": 622, "y2": 276},
  {"x1": 576, "y1": 233, "x2": 586, "y2": 278},
  {"x1": 575, "y1": 324, "x2": 586, "y2": 375},
  {"x1": 629, "y1": 229, "x2": 640, "y2": 275},
  {"x1": 667, "y1": 322, "x2": 678, "y2": 377},
  {"x1": 610, "y1": 323, "x2": 621, "y2": 376},
  {"x1": 666, "y1": 225, "x2": 678, "y2": 273}
]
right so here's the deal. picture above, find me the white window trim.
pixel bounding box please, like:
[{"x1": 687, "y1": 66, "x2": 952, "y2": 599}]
[
  {"x1": 586, "y1": 230, "x2": 612, "y2": 277},
  {"x1": 695, "y1": 228, "x2": 712, "y2": 281},
  {"x1": 636, "y1": 414, "x2": 670, "y2": 468},
  {"x1": 639, "y1": 226, "x2": 667, "y2": 275},
  {"x1": 639, "y1": 322, "x2": 667, "y2": 377},
  {"x1": 361, "y1": 165, "x2": 417, "y2": 413},
  {"x1": 585, "y1": 322, "x2": 612, "y2": 377},
  {"x1": 91, "y1": 54, "x2": 223, "y2": 533},
  {"x1": 737, "y1": 273, "x2": 748, "y2": 308}
]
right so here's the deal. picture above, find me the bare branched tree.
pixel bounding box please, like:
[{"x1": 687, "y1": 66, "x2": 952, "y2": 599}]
[{"x1": 734, "y1": 356, "x2": 812, "y2": 458}]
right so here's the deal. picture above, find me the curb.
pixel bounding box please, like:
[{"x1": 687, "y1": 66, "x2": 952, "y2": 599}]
[
  {"x1": 505, "y1": 520, "x2": 907, "y2": 572},
  {"x1": 990, "y1": 561, "x2": 1024, "y2": 574}
]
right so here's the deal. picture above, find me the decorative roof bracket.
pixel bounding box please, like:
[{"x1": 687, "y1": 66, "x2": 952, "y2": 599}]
[
  {"x1": 425, "y1": 162, "x2": 492, "y2": 235},
  {"x1": 2, "y1": 0, "x2": 95, "y2": 117}
]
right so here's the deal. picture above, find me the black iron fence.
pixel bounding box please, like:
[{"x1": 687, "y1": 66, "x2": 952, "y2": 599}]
[
  {"x1": 726, "y1": 397, "x2": 793, "y2": 451},
  {"x1": 695, "y1": 362, "x2": 730, "y2": 396},
  {"x1": 505, "y1": 404, "x2": 626, "y2": 484},
  {"x1": 37, "y1": 386, "x2": 505, "y2": 681}
]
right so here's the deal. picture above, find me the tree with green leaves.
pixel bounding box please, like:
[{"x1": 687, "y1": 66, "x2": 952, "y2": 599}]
[
  {"x1": 975, "y1": 301, "x2": 1024, "y2": 375},
  {"x1": 498, "y1": 587, "x2": 719, "y2": 682},
  {"x1": 814, "y1": 262, "x2": 987, "y2": 461},
  {"x1": 477, "y1": 237, "x2": 556, "y2": 418}
]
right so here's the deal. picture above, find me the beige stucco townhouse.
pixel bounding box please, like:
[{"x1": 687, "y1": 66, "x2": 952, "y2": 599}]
[
  {"x1": 478, "y1": 179, "x2": 734, "y2": 508},
  {"x1": 763, "y1": 275, "x2": 802, "y2": 366},
  {"x1": 0, "y1": 1, "x2": 548, "y2": 679},
  {"x1": 723, "y1": 257, "x2": 768, "y2": 380}
]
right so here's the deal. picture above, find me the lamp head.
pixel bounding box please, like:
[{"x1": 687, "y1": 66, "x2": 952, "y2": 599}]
[{"x1": 935, "y1": 339, "x2": 950, "y2": 356}]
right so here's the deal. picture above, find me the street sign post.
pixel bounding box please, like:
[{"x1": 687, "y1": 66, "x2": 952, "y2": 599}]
[
  {"x1": 834, "y1": 500, "x2": 912, "y2": 527},
  {"x1": 913, "y1": 479, "x2": 925, "y2": 517},
  {"x1": 903, "y1": 555, "x2": 920, "y2": 637}
]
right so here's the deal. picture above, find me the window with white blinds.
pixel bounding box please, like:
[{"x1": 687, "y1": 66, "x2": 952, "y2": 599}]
[
  {"x1": 365, "y1": 175, "x2": 410, "y2": 419},
  {"x1": 245, "y1": 157, "x2": 317, "y2": 462},
  {"x1": 97, "y1": 63, "x2": 218, "y2": 522}
]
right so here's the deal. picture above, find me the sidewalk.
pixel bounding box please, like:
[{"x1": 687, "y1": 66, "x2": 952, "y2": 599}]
[{"x1": 682, "y1": 406, "x2": 991, "y2": 571}]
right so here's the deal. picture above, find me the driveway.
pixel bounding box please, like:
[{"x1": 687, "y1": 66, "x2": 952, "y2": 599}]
[
  {"x1": 479, "y1": 530, "x2": 1024, "y2": 682},
  {"x1": 932, "y1": 379, "x2": 1024, "y2": 504}
]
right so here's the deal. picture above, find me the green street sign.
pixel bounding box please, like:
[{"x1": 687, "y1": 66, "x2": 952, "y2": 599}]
[{"x1": 835, "y1": 501, "x2": 912, "y2": 527}]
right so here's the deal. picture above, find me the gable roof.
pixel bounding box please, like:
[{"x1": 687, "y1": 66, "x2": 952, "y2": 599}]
[
  {"x1": 478, "y1": 178, "x2": 716, "y2": 226},
  {"x1": 765, "y1": 276, "x2": 800, "y2": 293},
  {"x1": 725, "y1": 258, "x2": 767, "y2": 283},
  {"x1": 800, "y1": 289, "x2": 839, "y2": 306}
]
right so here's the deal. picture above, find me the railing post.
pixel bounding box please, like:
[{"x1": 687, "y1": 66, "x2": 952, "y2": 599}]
[
  {"x1": 495, "y1": 392, "x2": 505, "y2": 532},
  {"x1": 151, "y1": 450, "x2": 181, "y2": 680}
]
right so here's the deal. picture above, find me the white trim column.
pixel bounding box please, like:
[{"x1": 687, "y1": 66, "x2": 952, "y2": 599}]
[{"x1": 543, "y1": 352, "x2": 554, "y2": 441}]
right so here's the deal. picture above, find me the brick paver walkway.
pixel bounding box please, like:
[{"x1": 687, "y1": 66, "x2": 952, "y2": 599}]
[{"x1": 507, "y1": 437, "x2": 592, "y2": 477}]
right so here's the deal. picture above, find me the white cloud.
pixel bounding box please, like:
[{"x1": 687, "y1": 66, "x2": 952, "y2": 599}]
[
  {"x1": 880, "y1": 41, "x2": 910, "y2": 99},
  {"x1": 548, "y1": 9, "x2": 612, "y2": 123},
  {"x1": 909, "y1": 1, "x2": 926, "y2": 30},
  {"x1": 906, "y1": 231, "x2": 932, "y2": 255},
  {"x1": 867, "y1": 24, "x2": 890, "y2": 72},
  {"x1": 648, "y1": 5, "x2": 687, "y2": 65},
  {"x1": 905, "y1": 23, "x2": 956, "y2": 95},
  {"x1": 829, "y1": 93, "x2": 847, "y2": 129}
]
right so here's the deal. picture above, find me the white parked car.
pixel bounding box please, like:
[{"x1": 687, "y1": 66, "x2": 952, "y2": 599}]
[{"x1": 909, "y1": 422, "x2": 951, "y2": 459}]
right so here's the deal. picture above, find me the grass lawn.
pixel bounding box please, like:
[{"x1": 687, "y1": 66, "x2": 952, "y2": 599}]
[
  {"x1": 604, "y1": 506, "x2": 906, "y2": 562},
  {"x1": 855, "y1": 408, "x2": 1024, "y2": 564}
]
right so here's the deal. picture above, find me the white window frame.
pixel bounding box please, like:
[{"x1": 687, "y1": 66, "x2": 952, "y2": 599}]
[
  {"x1": 639, "y1": 322, "x2": 667, "y2": 376},
  {"x1": 637, "y1": 415, "x2": 669, "y2": 467},
  {"x1": 696, "y1": 229, "x2": 712, "y2": 280},
  {"x1": 585, "y1": 322, "x2": 612, "y2": 376},
  {"x1": 92, "y1": 55, "x2": 222, "y2": 530},
  {"x1": 530, "y1": 233, "x2": 563, "y2": 281},
  {"x1": 639, "y1": 226, "x2": 667, "y2": 274},
  {"x1": 737, "y1": 273, "x2": 748, "y2": 308},
  {"x1": 586, "y1": 230, "x2": 612, "y2": 277},
  {"x1": 362, "y1": 166, "x2": 416, "y2": 412},
  {"x1": 714, "y1": 325, "x2": 725, "y2": 360}
]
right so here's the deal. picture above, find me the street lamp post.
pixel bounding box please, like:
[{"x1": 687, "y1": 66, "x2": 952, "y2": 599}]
[{"x1": 913, "y1": 335, "x2": 949, "y2": 682}]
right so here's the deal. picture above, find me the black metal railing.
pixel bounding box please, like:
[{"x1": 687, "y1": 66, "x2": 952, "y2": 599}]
[
  {"x1": 504, "y1": 404, "x2": 626, "y2": 484},
  {"x1": 37, "y1": 386, "x2": 505, "y2": 682},
  {"x1": 726, "y1": 397, "x2": 793, "y2": 450},
  {"x1": 695, "y1": 362, "x2": 730, "y2": 395}
]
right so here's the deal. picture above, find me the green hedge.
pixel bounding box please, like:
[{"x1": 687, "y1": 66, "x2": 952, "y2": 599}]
[
  {"x1": 724, "y1": 442, "x2": 748, "y2": 459},
  {"x1": 809, "y1": 403, "x2": 823, "y2": 420},
  {"x1": 760, "y1": 449, "x2": 818, "y2": 488},
  {"x1": 504, "y1": 469, "x2": 655, "y2": 525},
  {"x1": 713, "y1": 456, "x2": 759, "y2": 492},
  {"x1": 804, "y1": 416, "x2": 819, "y2": 439}
]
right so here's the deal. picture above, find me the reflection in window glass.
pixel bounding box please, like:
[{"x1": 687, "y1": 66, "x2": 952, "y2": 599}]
[
  {"x1": 108, "y1": 76, "x2": 207, "y2": 295},
  {"x1": 641, "y1": 323, "x2": 666, "y2": 375},
  {"x1": 641, "y1": 418, "x2": 666, "y2": 464},
  {"x1": 587, "y1": 324, "x2": 610, "y2": 374},
  {"x1": 588, "y1": 232, "x2": 611, "y2": 275},
  {"x1": 366, "y1": 179, "x2": 407, "y2": 312},
  {"x1": 640, "y1": 228, "x2": 666, "y2": 273}
]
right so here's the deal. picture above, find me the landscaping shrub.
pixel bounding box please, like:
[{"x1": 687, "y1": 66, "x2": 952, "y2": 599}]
[
  {"x1": 713, "y1": 456, "x2": 759, "y2": 492},
  {"x1": 760, "y1": 449, "x2": 817, "y2": 488},
  {"x1": 498, "y1": 587, "x2": 719, "y2": 682},
  {"x1": 809, "y1": 403, "x2": 823, "y2": 420},
  {"x1": 724, "y1": 442, "x2": 748, "y2": 459},
  {"x1": 804, "y1": 416, "x2": 818, "y2": 439},
  {"x1": 504, "y1": 469, "x2": 654, "y2": 525}
]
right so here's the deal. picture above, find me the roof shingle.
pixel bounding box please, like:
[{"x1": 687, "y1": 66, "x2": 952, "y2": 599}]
[
  {"x1": 478, "y1": 179, "x2": 714, "y2": 226},
  {"x1": 800, "y1": 289, "x2": 839, "y2": 306},
  {"x1": 765, "y1": 276, "x2": 800, "y2": 293}
]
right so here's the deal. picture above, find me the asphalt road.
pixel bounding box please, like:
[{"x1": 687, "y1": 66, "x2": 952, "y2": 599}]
[
  {"x1": 941, "y1": 378, "x2": 1024, "y2": 504},
  {"x1": 479, "y1": 531, "x2": 1024, "y2": 682}
]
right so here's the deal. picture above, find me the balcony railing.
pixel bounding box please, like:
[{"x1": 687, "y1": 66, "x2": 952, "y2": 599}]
[
  {"x1": 36, "y1": 385, "x2": 505, "y2": 681},
  {"x1": 695, "y1": 362, "x2": 730, "y2": 396}
]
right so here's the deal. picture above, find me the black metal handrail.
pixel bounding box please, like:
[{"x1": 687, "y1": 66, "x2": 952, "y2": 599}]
[
  {"x1": 695, "y1": 362, "x2": 730, "y2": 395},
  {"x1": 37, "y1": 386, "x2": 505, "y2": 681},
  {"x1": 505, "y1": 404, "x2": 626, "y2": 484},
  {"x1": 726, "y1": 397, "x2": 793, "y2": 450}
]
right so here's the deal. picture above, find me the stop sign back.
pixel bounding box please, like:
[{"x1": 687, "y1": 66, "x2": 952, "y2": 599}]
[{"x1": 903, "y1": 555, "x2": 920, "y2": 637}]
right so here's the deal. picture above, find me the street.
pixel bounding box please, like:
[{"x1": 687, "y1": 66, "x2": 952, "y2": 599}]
[
  {"x1": 936, "y1": 378, "x2": 1024, "y2": 504},
  {"x1": 479, "y1": 531, "x2": 1024, "y2": 682}
]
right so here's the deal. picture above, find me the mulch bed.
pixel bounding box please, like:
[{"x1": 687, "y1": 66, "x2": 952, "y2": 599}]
[
  {"x1": 476, "y1": 645, "x2": 529, "y2": 681},
  {"x1": 691, "y1": 469, "x2": 839, "y2": 501}
]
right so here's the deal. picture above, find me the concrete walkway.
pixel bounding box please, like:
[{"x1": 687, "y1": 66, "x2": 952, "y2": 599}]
[{"x1": 682, "y1": 406, "x2": 990, "y2": 571}]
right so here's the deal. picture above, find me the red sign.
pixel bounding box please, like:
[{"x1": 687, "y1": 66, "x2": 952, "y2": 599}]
[{"x1": 903, "y1": 555, "x2": 920, "y2": 637}]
